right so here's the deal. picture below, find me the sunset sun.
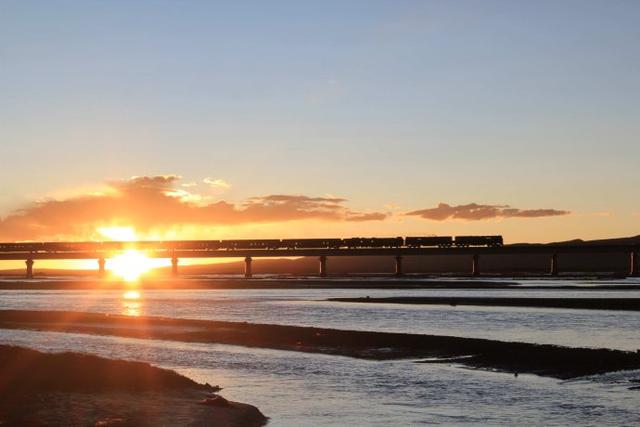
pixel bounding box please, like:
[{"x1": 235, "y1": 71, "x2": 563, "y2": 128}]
[{"x1": 109, "y1": 250, "x2": 152, "y2": 281}]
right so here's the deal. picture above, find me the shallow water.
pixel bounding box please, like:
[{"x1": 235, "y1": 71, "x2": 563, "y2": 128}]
[
  {"x1": 1, "y1": 284, "x2": 640, "y2": 350},
  {"x1": 1, "y1": 279, "x2": 640, "y2": 425},
  {"x1": 1, "y1": 328, "x2": 639, "y2": 426}
]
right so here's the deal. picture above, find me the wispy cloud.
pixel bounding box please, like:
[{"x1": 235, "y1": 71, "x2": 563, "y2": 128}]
[
  {"x1": 203, "y1": 177, "x2": 231, "y2": 189},
  {"x1": 406, "y1": 202, "x2": 570, "y2": 221}
]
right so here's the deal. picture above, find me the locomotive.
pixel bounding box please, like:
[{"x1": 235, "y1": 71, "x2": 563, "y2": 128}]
[{"x1": 0, "y1": 235, "x2": 503, "y2": 252}]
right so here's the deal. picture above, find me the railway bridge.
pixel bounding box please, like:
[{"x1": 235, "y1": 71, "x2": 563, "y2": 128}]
[{"x1": 0, "y1": 240, "x2": 638, "y2": 279}]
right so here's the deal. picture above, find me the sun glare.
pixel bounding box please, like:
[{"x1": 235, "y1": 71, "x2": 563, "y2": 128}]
[
  {"x1": 123, "y1": 290, "x2": 141, "y2": 300},
  {"x1": 109, "y1": 250, "x2": 152, "y2": 281},
  {"x1": 98, "y1": 226, "x2": 137, "y2": 241}
]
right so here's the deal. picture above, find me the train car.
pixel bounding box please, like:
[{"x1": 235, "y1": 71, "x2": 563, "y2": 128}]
[
  {"x1": 281, "y1": 239, "x2": 343, "y2": 249},
  {"x1": 40, "y1": 242, "x2": 92, "y2": 252},
  {"x1": 405, "y1": 236, "x2": 453, "y2": 248},
  {"x1": 201, "y1": 240, "x2": 224, "y2": 250},
  {"x1": 454, "y1": 235, "x2": 503, "y2": 247},
  {"x1": 344, "y1": 237, "x2": 403, "y2": 248},
  {"x1": 0, "y1": 242, "x2": 45, "y2": 252},
  {"x1": 343, "y1": 237, "x2": 365, "y2": 248},
  {"x1": 159, "y1": 240, "x2": 220, "y2": 250},
  {"x1": 485, "y1": 235, "x2": 503, "y2": 247},
  {"x1": 221, "y1": 239, "x2": 282, "y2": 250},
  {"x1": 130, "y1": 241, "x2": 160, "y2": 250},
  {"x1": 98, "y1": 241, "x2": 129, "y2": 251},
  {"x1": 370, "y1": 237, "x2": 404, "y2": 248}
]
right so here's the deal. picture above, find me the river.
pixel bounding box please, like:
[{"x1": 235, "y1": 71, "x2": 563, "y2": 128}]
[{"x1": 1, "y1": 279, "x2": 640, "y2": 425}]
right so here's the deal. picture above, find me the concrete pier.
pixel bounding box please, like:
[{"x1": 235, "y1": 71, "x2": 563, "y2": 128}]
[
  {"x1": 631, "y1": 251, "x2": 639, "y2": 276},
  {"x1": 319, "y1": 255, "x2": 327, "y2": 277},
  {"x1": 244, "y1": 256, "x2": 253, "y2": 278},
  {"x1": 550, "y1": 253, "x2": 559, "y2": 276},
  {"x1": 472, "y1": 254, "x2": 479, "y2": 276},
  {"x1": 25, "y1": 259, "x2": 34, "y2": 279},
  {"x1": 98, "y1": 258, "x2": 106, "y2": 276},
  {"x1": 171, "y1": 257, "x2": 179, "y2": 276},
  {"x1": 395, "y1": 255, "x2": 403, "y2": 276}
]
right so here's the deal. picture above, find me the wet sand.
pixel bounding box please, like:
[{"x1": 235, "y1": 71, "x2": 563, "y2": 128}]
[
  {"x1": 1, "y1": 310, "x2": 639, "y2": 379},
  {"x1": 0, "y1": 344, "x2": 267, "y2": 426},
  {"x1": 328, "y1": 296, "x2": 640, "y2": 311}
]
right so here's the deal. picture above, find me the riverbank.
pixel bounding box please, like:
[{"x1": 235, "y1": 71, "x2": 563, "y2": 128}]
[
  {"x1": 328, "y1": 296, "x2": 640, "y2": 311},
  {"x1": 0, "y1": 344, "x2": 267, "y2": 426},
  {"x1": 1, "y1": 310, "x2": 639, "y2": 379}
]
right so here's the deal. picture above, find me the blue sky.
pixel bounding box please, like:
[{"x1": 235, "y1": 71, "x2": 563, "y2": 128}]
[{"x1": 1, "y1": 0, "x2": 639, "y2": 242}]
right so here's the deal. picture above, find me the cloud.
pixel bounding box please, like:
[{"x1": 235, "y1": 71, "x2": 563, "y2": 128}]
[
  {"x1": 406, "y1": 203, "x2": 570, "y2": 221},
  {"x1": 345, "y1": 212, "x2": 389, "y2": 222},
  {"x1": 203, "y1": 177, "x2": 231, "y2": 189},
  {"x1": 0, "y1": 175, "x2": 388, "y2": 240}
]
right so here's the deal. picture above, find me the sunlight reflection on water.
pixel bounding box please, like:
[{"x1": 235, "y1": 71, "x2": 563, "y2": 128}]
[
  {"x1": 2, "y1": 280, "x2": 640, "y2": 425},
  {"x1": 121, "y1": 290, "x2": 142, "y2": 316}
]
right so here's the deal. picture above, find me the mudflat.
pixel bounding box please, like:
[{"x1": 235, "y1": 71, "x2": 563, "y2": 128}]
[
  {"x1": 328, "y1": 296, "x2": 640, "y2": 311},
  {"x1": 1, "y1": 310, "x2": 640, "y2": 379}
]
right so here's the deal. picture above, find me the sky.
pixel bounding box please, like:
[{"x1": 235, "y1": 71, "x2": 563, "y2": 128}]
[{"x1": 1, "y1": 0, "x2": 639, "y2": 245}]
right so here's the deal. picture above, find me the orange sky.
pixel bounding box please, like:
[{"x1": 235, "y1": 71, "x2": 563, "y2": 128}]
[
  {"x1": 0, "y1": 174, "x2": 580, "y2": 243},
  {"x1": 0, "y1": 174, "x2": 635, "y2": 244}
]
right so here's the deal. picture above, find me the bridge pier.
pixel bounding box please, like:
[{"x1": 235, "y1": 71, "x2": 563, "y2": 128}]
[
  {"x1": 319, "y1": 256, "x2": 327, "y2": 277},
  {"x1": 25, "y1": 259, "x2": 34, "y2": 279},
  {"x1": 550, "y1": 253, "x2": 559, "y2": 276},
  {"x1": 631, "y1": 251, "x2": 639, "y2": 276},
  {"x1": 244, "y1": 256, "x2": 253, "y2": 278},
  {"x1": 395, "y1": 255, "x2": 403, "y2": 276},
  {"x1": 98, "y1": 258, "x2": 106, "y2": 276},
  {"x1": 472, "y1": 254, "x2": 480, "y2": 276},
  {"x1": 171, "y1": 257, "x2": 179, "y2": 276}
]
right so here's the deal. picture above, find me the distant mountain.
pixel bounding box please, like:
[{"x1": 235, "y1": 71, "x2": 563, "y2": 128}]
[
  {"x1": 510, "y1": 235, "x2": 640, "y2": 247},
  {"x1": 550, "y1": 235, "x2": 640, "y2": 246}
]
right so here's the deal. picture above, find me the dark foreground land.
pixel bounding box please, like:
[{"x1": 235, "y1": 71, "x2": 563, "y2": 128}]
[
  {"x1": 1, "y1": 310, "x2": 640, "y2": 380},
  {"x1": 328, "y1": 296, "x2": 640, "y2": 311},
  {"x1": 0, "y1": 345, "x2": 267, "y2": 427}
]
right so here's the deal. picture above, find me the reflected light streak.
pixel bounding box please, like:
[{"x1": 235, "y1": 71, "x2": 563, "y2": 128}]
[
  {"x1": 123, "y1": 290, "x2": 141, "y2": 300},
  {"x1": 122, "y1": 290, "x2": 142, "y2": 316}
]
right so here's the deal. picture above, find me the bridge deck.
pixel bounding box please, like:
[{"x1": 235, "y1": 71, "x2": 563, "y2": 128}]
[{"x1": 0, "y1": 244, "x2": 637, "y2": 260}]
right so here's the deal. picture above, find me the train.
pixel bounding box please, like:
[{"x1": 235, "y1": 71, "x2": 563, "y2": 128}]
[{"x1": 0, "y1": 236, "x2": 503, "y2": 252}]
